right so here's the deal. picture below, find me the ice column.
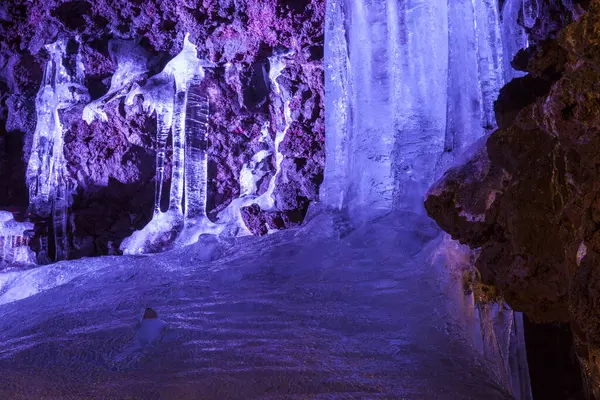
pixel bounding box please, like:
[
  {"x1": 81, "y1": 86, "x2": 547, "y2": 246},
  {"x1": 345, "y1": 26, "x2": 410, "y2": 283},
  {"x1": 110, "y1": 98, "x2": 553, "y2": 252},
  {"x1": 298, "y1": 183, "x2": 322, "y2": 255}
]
[
  {"x1": 120, "y1": 34, "x2": 209, "y2": 254},
  {"x1": 174, "y1": 73, "x2": 223, "y2": 246},
  {"x1": 26, "y1": 39, "x2": 89, "y2": 261}
]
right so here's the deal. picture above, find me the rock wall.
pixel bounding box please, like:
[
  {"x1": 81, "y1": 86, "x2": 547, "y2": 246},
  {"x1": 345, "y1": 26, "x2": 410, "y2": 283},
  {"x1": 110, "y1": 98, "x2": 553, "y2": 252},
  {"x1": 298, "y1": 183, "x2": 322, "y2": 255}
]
[
  {"x1": 0, "y1": 0, "x2": 324, "y2": 258},
  {"x1": 425, "y1": 0, "x2": 600, "y2": 396}
]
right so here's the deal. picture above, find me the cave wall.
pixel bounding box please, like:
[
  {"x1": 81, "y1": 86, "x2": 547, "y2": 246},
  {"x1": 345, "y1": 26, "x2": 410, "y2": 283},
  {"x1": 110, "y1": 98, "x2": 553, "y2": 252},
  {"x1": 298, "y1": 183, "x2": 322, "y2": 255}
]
[
  {"x1": 425, "y1": 0, "x2": 600, "y2": 395},
  {"x1": 0, "y1": 0, "x2": 324, "y2": 258}
]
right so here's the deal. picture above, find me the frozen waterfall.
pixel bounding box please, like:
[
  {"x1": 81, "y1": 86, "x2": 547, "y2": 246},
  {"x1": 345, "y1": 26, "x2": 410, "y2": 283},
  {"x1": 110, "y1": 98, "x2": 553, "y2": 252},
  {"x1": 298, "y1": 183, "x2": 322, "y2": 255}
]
[
  {"x1": 324, "y1": 0, "x2": 529, "y2": 216},
  {"x1": 324, "y1": 0, "x2": 533, "y2": 398},
  {"x1": 26, "y1": 39, "x2": 89, "y2": 262}
]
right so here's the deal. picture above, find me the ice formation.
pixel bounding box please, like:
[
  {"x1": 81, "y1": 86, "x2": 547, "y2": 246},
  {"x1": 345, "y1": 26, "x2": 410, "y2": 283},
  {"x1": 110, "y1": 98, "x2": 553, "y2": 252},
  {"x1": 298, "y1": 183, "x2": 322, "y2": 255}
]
[
  {"x1": 323, "y1": 0, "x2": 531, "y2": 216},
  {"x1": 120, "y1": 34, "x2": 222, "y2": 254},
  {"x1": 0, "y1": 2, "x2": 542, "y2": 397},
  {"x1": 324, "y1": 1, "x2": 533, "y2": 398},
  {"x1": 174, "y1": 79, "x2": 223, "y2": 246},
  {"x1": 26, "y1": 39, "x2": 89, "y2": 262},
  {"x1": 501, "y1": 0, "x2": 529, "y2": 82},
  {"x1": 82, "y1": 39, "x2": 150, "y2": 123},
  {"x1": 0, "y1": 212, "x2": 35, "y2": 265},
  {"x1": 215, "y1": 53, "x2": 293, "y2": 236}
]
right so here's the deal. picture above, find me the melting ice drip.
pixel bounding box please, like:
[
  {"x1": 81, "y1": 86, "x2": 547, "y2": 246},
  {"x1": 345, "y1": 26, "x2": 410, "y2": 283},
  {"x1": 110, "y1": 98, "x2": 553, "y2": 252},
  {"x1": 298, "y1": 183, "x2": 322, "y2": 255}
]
[
  {"x1": 0, "y1": 211, "x2": 35, "y2": 265},
  {"x1": 26, "y1": 39, "x2": 89, "y2": 262},
  {"x1": 215, "y1": 53, "x2": 293, "y2": 236}
]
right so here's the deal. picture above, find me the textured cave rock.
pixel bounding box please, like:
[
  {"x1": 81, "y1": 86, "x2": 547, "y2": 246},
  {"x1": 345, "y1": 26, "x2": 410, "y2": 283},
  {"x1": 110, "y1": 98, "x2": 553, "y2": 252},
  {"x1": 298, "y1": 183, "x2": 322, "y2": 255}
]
[
  {"x1": 0, "y1": 0, "x2": 324, "y2": 258},
  {"x1": 425, "y1": 0, "x2": 600, "y2": 394}
]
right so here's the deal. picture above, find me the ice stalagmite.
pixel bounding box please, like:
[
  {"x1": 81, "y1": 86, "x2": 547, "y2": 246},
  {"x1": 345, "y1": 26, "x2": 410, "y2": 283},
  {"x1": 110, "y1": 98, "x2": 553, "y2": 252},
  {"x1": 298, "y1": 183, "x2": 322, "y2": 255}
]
[
  {"x1": 26, "y1": 39, "x2": 89, "y2": 261},
  {"x1": 0, "y1": 211, "x2": 35, "y2": 265},
  {"x1": 120, "y1": 34, "x2": 206, "y2": 254}
]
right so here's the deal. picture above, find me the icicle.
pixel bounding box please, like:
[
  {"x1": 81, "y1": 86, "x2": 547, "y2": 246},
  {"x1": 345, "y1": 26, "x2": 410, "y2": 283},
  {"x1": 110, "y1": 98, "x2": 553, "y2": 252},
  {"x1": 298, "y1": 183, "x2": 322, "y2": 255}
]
[
  {"x1": 475, "y1": 303, "x2": 533, "y2": 399},
  {"x1": 26, "y1": 39, "x2": 89, "y2": 262}
]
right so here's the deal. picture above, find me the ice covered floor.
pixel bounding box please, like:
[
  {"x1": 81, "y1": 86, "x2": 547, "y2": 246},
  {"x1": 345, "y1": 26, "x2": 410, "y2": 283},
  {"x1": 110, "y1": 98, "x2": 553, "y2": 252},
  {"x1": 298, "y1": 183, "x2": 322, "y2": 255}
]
[{"x1": 0, "y1": 210, "x2": 512, "y2": 399}]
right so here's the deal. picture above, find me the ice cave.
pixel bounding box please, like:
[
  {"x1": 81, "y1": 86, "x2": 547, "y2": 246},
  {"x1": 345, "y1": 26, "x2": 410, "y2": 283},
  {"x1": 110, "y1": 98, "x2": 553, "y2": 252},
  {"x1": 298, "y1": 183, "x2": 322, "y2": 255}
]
[{"x1": 0, "y1": 0, "x2": 596, "y2": 399}]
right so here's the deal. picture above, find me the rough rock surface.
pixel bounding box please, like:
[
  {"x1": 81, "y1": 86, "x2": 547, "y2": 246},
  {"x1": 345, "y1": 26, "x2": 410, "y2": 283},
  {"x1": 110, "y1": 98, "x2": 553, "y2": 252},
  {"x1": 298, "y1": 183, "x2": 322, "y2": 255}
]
[
  {"x1": 0, "y1": 0, "x2": 324, "y2": 258},
  {"x1": 425, "y1": 0, "x2": 600, "y2": 395}
]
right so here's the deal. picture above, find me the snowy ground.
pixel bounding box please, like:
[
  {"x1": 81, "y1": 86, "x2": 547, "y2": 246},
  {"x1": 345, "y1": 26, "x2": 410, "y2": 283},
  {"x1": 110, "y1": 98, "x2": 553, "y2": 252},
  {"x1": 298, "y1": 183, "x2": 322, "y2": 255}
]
[{"x1": 0, "y1": 210, "x2": 512, "y2": 399}]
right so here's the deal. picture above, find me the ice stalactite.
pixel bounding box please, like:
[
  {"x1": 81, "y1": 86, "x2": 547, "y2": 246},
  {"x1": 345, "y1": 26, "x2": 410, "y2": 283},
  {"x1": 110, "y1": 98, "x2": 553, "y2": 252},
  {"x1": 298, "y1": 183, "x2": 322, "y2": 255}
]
[
  {"x1": 82, "y1": 39, "x2": 150, "y2": 124},
  {"x1": 215, "y1": 53, "x2": 293, "y2": 236},
  {"x1": 119, "y1": 34, "x2": 202, "y2": 254},
  {"x1": 475, "y1": 303, "x2": 533, "y2": 399},
  {"x1": 26, "y1": 39, "x2": 89, "y2": 262},
  {"x1": 0, "y1": 211, "x2": 35, "y2": 265},
  {"x1": 431, "y1": 236, "x2": 533, "y2": 400}
]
